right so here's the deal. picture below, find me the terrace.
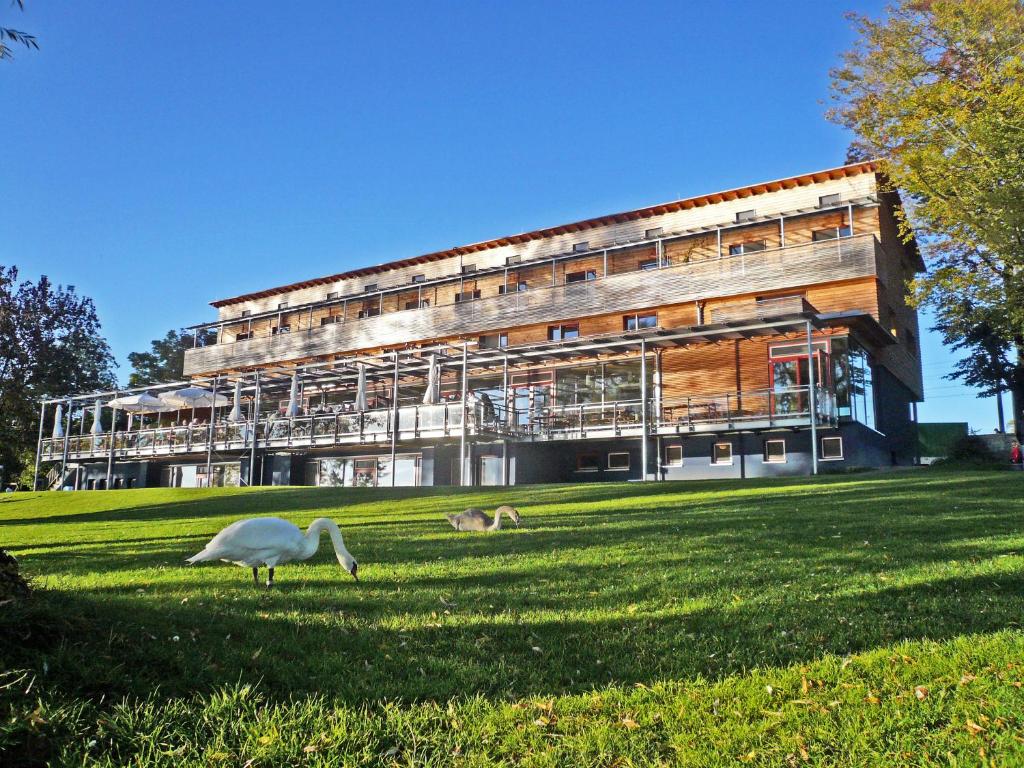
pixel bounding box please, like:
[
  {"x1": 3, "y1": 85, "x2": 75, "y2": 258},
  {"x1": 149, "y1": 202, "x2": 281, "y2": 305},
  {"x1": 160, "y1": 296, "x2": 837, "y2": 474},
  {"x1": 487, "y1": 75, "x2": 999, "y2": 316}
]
[{"x1": 37, "y1": 301, "x2": 880, "y2": 488}]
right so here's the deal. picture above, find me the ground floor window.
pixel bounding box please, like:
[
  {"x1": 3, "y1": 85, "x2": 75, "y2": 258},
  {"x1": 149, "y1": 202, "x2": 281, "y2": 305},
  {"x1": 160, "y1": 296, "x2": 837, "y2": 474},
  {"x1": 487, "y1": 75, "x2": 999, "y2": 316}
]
[
  {"x1": 607, "y1": 452, "x2": 630, "y2": 470},
  {"x1": 820, "y1": 436, "x2": 844, "y2": 460},
  {"x1": 763, "y1": 439, "x2": 786, "y2": 463},
  {"x1": 319, "y1": 453, "x2": 421, "y2": 487},
  {"x1": 478, "y1": 455, "x2": 503, "y2": 486},
  {"x1": 162, "y1": 462, "x2": 241, "y2": 488},
  {"x1": 712, "y1": 442, "x2": 733, "y2": 465},
  {"x1": 664, "y1": 444, "x2": 683, "y2": 466},
  {"x1": 576, "y1": 452, "x2": 600, "y2": 472}
]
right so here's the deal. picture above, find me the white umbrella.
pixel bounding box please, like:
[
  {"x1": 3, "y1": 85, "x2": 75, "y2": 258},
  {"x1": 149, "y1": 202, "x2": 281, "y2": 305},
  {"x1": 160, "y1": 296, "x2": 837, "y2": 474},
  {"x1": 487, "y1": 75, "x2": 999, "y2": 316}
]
[
  {"x1": 107, "y1": 393, "x2": 176, "y2": 413},
  {"x1": 528, "y1": 385, "x2": 537, "y2": 427},
  {"x1": 90, "y1": 399, "x2": 104, "y2": 435},
  {"x1": 354, "y1": 364, "x2": 368, "y2": 412},
  {"x1": 284, "y1": 373, "x2": 300, "y2": 418},
  {"x1": 159, "y1": 386, "x2": 229, "y2": 409},
  {"x1": 228, "y1": 381, "x2": 244, "y2": 422},
  {"x1": 422, "y1": 355, "x2": 439, "y2": 405},
  {"x1": 52, "y1": 403, "x2": 65, "y2": 439}
]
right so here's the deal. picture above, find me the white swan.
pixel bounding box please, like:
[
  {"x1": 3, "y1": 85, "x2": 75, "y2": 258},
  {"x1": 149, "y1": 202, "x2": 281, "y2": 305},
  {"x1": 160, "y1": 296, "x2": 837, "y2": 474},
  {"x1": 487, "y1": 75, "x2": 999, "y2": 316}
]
[
  {"x1": 186, "y1": 517, "x2": 358, "y2": 586},
  {"x1": 446, "y1": 505, "x2": 521, "y2": 532}
]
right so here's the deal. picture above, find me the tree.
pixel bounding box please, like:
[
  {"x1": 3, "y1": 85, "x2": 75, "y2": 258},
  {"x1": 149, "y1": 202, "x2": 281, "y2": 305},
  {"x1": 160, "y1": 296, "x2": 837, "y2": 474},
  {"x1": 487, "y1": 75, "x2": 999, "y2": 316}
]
[
  {"x1": 828, "y1": 0, "x2": 1024, "y2": 435},
  {"x1": 127, "y1": 329, "x2": 214, "y2": 387},
  {"x1": 0, "y1": 266, "x2": 117, "y2": 487},
  {"x1": 1, "y1": 1, "x2": 39, "y2": 61}
]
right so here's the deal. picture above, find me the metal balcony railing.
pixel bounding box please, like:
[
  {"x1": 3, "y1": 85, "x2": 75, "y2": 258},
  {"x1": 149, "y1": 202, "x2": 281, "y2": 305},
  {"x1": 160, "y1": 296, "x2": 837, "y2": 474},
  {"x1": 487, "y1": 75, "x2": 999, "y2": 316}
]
[{"x1": 40, "y1": 385, "x2": 838, "y2": 463}]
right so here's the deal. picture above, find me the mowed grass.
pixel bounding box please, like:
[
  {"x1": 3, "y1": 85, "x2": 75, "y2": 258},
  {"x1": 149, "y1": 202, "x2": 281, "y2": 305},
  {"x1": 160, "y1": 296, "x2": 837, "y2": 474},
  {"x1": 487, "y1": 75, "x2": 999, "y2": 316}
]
[{"x1": 2, "y1": 471, "x2": 1024, "y2": 766}]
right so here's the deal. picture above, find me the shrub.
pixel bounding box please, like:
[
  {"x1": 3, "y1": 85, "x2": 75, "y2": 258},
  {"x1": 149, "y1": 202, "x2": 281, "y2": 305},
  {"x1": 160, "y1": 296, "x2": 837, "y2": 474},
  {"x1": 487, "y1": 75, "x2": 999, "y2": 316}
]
[{"x1": 931, "y1": 435, "x2": 1007, "y2": 470}]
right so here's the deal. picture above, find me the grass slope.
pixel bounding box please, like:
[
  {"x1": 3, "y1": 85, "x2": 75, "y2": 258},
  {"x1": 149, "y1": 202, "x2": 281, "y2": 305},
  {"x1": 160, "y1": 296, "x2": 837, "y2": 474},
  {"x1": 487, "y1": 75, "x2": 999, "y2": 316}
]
[{"x1": 1, "y1": 471, "x2": 1023, "y2": 765}]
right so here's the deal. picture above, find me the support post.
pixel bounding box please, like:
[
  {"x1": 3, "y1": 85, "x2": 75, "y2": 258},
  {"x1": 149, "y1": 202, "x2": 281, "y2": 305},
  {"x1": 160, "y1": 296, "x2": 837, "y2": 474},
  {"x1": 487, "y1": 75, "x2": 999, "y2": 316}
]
[
  {"x1": 33, "y1": 400, "x2": 45, "y2": 491},
  {"x1": 460, "y1": 341, "x2": 469, "y2": 486},
  {"x1": 205, "y1": 376, "x2": 218, "y2": 487},
  {"x1": 60, "y1": 400, "x2": 72, "y2": 488},
  {"x1": 912, "y1": 401, "x2": 921, "y2": 465},
  {"x1": 249, "y1": 372, "x2": 261, "y2": 487},
  {"x1": 716, "y1": 228, "x2": 722, "y2": 258},
  {"x1": 640, "y1": 339, "x2": 649, "y2": 482},
  {"x1": 106, "y1": 404, "x2": 118, "y2": 489},
  {"x1": 502, "y1": 354, "x2": 509, "y2": 428},
  {"x1": 75, "y1": 404, "x2": 85, "y2": 490},
  {"x1": 806, "y1": 321, "x2": 819, "y2": 476},
  {"x1": 390, "y1": 352, "x2": 400, "y2": 486}
]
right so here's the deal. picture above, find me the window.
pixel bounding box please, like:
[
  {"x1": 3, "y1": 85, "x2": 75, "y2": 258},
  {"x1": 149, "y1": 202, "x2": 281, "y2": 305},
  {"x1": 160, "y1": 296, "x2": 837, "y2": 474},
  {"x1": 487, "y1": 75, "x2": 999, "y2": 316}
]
[
  {"x1": 819, "y1": 193, "x2": 842, "y2": 208},
  {"x1": 665, "y1": 445, "x2": 683, "y2": 467},
  {"x1": 277, "y1": 302, "x2": 289, "y2": 310},
  {"x1": 548, "y1": 323, "x2": 579, "y2": 341},
  {"x1": 505, "y1": 254, "x2": 522, "y2": 266},
  {"x1": 411, "y1": 274, "x2": 426, "y2": 284},
  {"x1": 906, "y1": 330, "x2": 917, "y2": 355},
  {"x1": 735, "y1": 209, "x2": 756, "y2": 223},
  {"x1": 565, "y1": 270, "x2": 596, "y2": 284},
  {"x1": 357, "y1": 306, "x2": 381, "y2": 319},
  {"x1": 728, "y1": 240, "x2": 767, "y2": 256},
  {"x1": 645, "y1": 227, "x2": 664, "y2": 239},
  {"x1": 364, "y1": 283, "x2": 378, "y2": 292},
  {"x1": 320, "y1": 315, "x2": 339, "y2": 326},
  {"x1": 607, "y1": 452, "x2": 630, "y2": 470},
  {"x1": 235, "y1": 331, "x2": 252, "y2": 341},
  {"x1": 461, "y1": 264, "x2": 477, "y2": 274},
  {"x1": 404, "y1": 299, "x2": 429, "y2": 310},
  {"x1": 479, "y1": 333, "x2": 508, "y2": 349},
  {"x1": 498, "y1": 281, "x2": 527, "y2": 294},
  {"x1": 763, "y1": 439, "x2": 786, "y2": 463},
  {"x1": 821, "y1": 436, "x2": 844, "y2": 460},
  {"x1": 623, "y1": 313, "x2": 657, "y2": 331},
  {"x1": 576, "y1": 452, "x2": 600, "y2": 472},
  {"x1": 454, "y1": 290, "x2": 481, "y2": 303},
  {"x1": 240, "y1": 309, "x2": 252, "y2": 318},
  {"x1": 638, "y1": 258, "x2": 659, "y2": 271},
  {"x1": 573, "y1": 241, "x2": 590, "y2": 253},
  {"x1": 712, "y1": 442, "x2": 733, "y2": 465},
  {"x1": 272, "y1": 324, "x2": 291, "y2": 335},
  {"x1": 812, "y1": 226, "x2": 852, "y2": 241}
]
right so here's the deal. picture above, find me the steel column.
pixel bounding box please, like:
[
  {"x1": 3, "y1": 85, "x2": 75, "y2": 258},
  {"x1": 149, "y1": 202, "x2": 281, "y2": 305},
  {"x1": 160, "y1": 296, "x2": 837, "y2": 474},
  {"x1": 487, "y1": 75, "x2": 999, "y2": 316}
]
[
  {"x1": 33, "y1": 400, "x2": 45, "y2": 491},
  {"x1": 105, "y1": 403, "x2": 118, "y2": 489},
  {"x1": 60, "y1": 400, "x2": 72, "y2": 488},
  {"x1": 460, "y1": 342, "x2": 468, "y2": 486},
  {"x1": 390, "y1": 352, "x2": 400, "y2": 486},
  {"x1": 205, "y1": 376, "x2": 218, "y2": 486},
  {"x1": 806, "y1": 320, "x2": 819, "y2": 476},
  {"x1": 249, "y1": 372, "x2": 261, "y2": 486},
  {"x1": 640, "y1": 339, "x2": 648, "y2": 482}
]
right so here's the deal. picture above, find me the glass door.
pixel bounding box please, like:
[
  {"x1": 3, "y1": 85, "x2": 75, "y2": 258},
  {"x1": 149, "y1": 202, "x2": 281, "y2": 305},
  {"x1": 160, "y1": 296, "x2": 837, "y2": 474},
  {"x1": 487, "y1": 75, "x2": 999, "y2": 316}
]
[{"x1": 769, "y1": 342, "x2": 832, "y2": 416}]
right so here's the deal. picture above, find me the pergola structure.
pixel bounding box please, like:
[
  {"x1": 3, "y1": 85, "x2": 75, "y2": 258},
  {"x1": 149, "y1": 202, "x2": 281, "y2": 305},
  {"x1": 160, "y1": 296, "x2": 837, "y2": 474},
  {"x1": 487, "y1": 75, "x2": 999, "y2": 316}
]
[{"x1": 36, "y1": 303, "x2": 887, "y2": 490}]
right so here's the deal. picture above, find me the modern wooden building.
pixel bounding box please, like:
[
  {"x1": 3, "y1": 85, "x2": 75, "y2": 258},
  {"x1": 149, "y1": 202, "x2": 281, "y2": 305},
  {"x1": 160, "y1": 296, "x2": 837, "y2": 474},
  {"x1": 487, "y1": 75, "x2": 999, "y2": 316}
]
[{"x1": 37, "y1": 161, "x2": 924, "y2": 489}]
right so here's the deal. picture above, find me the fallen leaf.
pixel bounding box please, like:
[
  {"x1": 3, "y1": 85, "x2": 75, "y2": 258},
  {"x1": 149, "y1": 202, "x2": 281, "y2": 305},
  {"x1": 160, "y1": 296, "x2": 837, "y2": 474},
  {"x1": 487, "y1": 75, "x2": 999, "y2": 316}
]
[
  {"x1": 914, "y1": 686, "x2": 928, "y2": 701},
  {"x1": 303, "y1": 745, "x2": 317, "y2": 753},
  {"x1": 621, "y1": 716, "x2": 639, "y2": 729},
  {"x1": 966, "y1": 720, "x2": 986, "y2": 736},
  {"x1": 864, "y1": 695, "x2": 880, "y2": 705},
  {"x1": 960, "y1": 674, "x2": 976, "y2": 686}
]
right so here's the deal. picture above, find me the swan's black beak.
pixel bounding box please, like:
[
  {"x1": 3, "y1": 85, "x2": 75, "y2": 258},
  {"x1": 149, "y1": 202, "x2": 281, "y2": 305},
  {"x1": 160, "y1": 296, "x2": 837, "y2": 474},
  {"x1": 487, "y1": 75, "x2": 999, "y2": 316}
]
[{"x1": 349, "y1": 562, "x2": 359, "y2": 582}]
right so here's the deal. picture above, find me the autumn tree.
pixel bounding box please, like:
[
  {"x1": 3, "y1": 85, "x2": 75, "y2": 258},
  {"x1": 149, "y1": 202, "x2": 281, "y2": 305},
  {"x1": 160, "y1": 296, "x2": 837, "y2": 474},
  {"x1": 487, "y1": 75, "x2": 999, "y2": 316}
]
[{"x1": 828, "y1": 0, "x2": 1024, "y2": 435}]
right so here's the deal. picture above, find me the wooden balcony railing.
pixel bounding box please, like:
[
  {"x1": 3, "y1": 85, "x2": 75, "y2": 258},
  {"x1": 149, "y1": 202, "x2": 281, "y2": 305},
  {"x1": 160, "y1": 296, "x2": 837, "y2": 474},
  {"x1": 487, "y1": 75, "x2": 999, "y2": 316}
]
[{"x1": 183, "y1": 234, "x2": 882, "y2": 375}]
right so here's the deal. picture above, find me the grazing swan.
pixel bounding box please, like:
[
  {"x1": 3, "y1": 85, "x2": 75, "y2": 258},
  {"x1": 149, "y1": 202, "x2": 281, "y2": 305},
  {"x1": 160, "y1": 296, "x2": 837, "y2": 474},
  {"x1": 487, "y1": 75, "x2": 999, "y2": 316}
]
[
  {"x1": 186, "y1": 517, "x2": 358, "y2": 586},
  {"x1": 446, "y1": 505, "x2": 521, "y2": 532}
]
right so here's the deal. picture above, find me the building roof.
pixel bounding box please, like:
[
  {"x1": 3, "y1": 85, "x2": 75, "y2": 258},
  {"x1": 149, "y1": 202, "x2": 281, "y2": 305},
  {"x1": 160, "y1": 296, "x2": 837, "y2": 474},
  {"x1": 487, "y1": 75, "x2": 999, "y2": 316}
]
[{"x1": 210, "y1": 160, "x2": 879, "y2": 308}]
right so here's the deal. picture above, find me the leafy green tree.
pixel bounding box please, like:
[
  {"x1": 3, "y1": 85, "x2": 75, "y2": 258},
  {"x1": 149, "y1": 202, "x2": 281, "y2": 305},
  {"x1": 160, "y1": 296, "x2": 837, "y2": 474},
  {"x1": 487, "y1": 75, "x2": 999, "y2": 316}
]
[
  {"x1": 1, "y1": 1, "x2": 38, "y2": 61},
  {"x1": 828, "y1": 0, "x2": 1024, "y2": 435},
  {"x1": 127, "y1": 329, "x2": 214, "y2": 387},
  {"x1": 0, "y1": 266, "x2": 117, "y2": 487}
]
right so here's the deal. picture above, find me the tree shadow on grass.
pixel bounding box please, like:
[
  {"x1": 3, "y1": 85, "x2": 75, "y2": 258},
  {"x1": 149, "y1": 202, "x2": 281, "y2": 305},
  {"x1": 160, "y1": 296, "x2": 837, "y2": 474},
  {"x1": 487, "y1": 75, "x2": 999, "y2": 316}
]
[{"x1": 3, "y1": 569, "x2": 1022, "y2": 707}]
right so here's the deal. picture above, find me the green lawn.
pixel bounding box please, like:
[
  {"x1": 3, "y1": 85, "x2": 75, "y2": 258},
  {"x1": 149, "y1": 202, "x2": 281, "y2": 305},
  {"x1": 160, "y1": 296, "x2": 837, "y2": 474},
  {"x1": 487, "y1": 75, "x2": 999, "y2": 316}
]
[{"x1": 2, "y1": 471, "x2": 1023, "y2": 766}]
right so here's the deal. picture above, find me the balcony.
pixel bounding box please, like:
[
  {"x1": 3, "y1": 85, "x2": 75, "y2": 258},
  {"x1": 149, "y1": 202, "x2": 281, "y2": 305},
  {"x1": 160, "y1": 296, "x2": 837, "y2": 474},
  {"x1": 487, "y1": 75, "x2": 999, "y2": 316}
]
[
  {"x1": 183, "y1": 234, "x2": 882, "y2": 375},
  {"x1": 41, "y1": 385, "x2": 836, "y2": 463}
]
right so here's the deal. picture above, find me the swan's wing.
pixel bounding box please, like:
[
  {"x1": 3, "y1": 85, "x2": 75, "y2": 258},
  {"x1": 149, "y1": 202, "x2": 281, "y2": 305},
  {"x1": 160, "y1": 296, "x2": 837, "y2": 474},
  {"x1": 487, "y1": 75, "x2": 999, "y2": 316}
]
[{"x1": 186, "y1": 517, "x2": 303, "y2": 564}]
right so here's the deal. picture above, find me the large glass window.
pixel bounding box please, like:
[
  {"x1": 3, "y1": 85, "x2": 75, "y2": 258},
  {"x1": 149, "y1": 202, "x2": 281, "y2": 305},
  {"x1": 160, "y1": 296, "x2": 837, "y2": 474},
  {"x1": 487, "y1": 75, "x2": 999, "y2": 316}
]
[
  {"x1": 826, "y1": 336, "x2": 876, "y2": 430},
  {"x1": 318, "y1": 454, "x2": 421, "y2": 487}
]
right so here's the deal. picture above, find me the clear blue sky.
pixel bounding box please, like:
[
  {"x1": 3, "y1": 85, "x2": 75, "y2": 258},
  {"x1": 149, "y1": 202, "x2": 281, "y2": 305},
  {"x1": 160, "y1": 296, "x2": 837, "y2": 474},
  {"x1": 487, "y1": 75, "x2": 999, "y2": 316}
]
[{"x1": 0, "y1": 0, "x2": 1004, "y2": 432}]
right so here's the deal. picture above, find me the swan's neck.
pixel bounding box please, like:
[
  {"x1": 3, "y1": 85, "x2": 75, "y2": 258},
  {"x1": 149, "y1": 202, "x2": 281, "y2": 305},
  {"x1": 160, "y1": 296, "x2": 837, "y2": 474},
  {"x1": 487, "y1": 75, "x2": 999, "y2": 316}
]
[
  {"x1": 304, "y1": 518, "x2": 352, "y2": 563},
  {"x1": 487, "y1": 509, "x2": 502, "y2": 531}
]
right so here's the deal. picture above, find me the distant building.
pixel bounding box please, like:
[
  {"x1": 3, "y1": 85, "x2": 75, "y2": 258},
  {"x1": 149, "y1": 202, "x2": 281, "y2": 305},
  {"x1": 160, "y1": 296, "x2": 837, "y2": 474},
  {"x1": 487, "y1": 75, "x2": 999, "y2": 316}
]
[{"x1": 39, "y1": 161, "x2": 924, "y2": 489}]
